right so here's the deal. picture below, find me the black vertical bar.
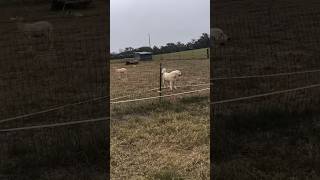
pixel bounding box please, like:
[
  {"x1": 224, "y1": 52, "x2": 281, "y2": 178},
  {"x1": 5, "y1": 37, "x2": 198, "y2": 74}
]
[{"x1": 159, "y1": 63, "x2": 162, "y2": 102}]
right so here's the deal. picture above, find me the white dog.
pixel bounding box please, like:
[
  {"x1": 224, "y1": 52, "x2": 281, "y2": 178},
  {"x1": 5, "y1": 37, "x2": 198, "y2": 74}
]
[
  {"x1": 10, "y1": 16, "x2": 53, "y2": 49},
  {"x1": 211, "y1": 27, "x2": 230, "y2": 46},
  {"x1": 162, "y1": 68, "x2": 182, "y2": 91},
  {"x1": 115, "y1": 68, "x2": 128, "y2": 80}
]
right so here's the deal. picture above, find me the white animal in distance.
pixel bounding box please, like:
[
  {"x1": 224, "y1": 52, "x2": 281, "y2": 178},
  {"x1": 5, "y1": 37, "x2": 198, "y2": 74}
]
[{"x1": 115, "y1": 68, "x2": 128, "y2": 80}]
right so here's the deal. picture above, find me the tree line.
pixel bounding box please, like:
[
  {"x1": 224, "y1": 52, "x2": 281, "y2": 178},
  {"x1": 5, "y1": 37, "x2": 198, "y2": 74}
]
[{"x1": 111, "y1": 33, "x2": 210, "y2": 59}]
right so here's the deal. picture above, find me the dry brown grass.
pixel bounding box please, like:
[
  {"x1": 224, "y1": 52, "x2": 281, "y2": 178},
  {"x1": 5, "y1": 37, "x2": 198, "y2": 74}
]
[
  {"x1": 211, "y1": 0, "x2": 320, "y2": 179},
  {"x1": 0, "y1": 2, "x2": 108, "y2": 179},
  {"x1": 111, "y1": 97, "x2": 209, "y2": 179},
  {"x1": 111, "y1": 59, "x2": 210, "y2": 179}
]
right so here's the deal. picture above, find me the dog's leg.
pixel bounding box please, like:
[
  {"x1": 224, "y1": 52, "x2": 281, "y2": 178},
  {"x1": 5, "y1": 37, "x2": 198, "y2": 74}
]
[
  {"x1": 162, "y1": 77, "x2": 166, "y2": 88},
  {"x1": 169, "y1": 81, "x2": 173, "y2": 91},
  {"x1": 173, "y1": 80, "x2": 177, "y2": 89}
]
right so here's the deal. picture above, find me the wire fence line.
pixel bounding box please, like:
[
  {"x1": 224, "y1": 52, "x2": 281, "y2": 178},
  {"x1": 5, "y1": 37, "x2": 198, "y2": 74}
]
[
  {"x1": 213, "y1": 83, "x2": 320, "y2": 105},
  {"x1": 110, "y1": 50, "x2": 320, "y2": 109},
  {"x1": 4, "y1": 62, "x2": 320, "y2": 125},
  {"x1": 0, "y1": 95, "x2": 109, "y2": 125},
  {"x1": 3, "y1": 59, "x2": 315, "y2": 123},
  {"x1": 113, "y1": 79, "x2": 320, "y2": 105},
  {"x1": 212, "y1": 68, "x2": 320, "y2": 81},
  {"x1": 2, "y1": 80, "x2": 320, "y2": 132},
  {"x1": 5, "y1": 78, "x2": 320, "y2": 132},
  {"x1": 110, "y1": 58, "x2": 210, "y2": 109},
  {"x1": 0, "y1": 82, "x2": 209, "y2": 126},
  {"x1": 0, "y1": 117, "x2": 109, "y2": 133},
  {"x1": 111, "y1": 64, "x2": 320, "y2": 105},
  {"x1": 111, "y1": 88, "x2": 210, "y2": 104},
  {"x1": 111, "y1": 83, "x2": 210, "y2": 101},
  {"x1": 4, "y1": 63, "x2": 319, "y2": 125}
]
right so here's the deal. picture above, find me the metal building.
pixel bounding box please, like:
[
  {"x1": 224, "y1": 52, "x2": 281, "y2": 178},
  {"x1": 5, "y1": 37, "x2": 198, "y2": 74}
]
[{"x1": 134, "y1": 52, "x2": 153, "y2": 61}]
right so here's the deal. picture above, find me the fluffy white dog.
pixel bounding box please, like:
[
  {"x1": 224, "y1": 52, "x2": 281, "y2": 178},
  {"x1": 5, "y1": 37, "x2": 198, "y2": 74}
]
[
  {"x1": 211, "y1": 27, "x2": 230, "y2": 46},
  {"x1": 162, "y1": 68, "x2": 182, "y2": 91}
]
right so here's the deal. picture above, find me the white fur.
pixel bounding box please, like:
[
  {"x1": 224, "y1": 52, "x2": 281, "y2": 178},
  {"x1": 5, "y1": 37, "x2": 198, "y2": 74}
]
[
  {"x1": 211, "y1": 28, "x2": 229, "y2": 46},
  {"x1": 10, "y1": 17, "x2": 53, "y2": 49},
  {"x1": 115, "y1": 68, "x2": 128, "y2": 80},
  {"x1": 162, "y1": 68, "x2": 182, "y2": 91}
]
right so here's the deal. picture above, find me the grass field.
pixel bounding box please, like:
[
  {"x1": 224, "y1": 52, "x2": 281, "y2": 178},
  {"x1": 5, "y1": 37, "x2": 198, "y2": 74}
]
[
  {"x1": 153, "y1": 48, "x2": 209, "y2": 61},
  {"x1": 0, "y1": 1, "x2": 108, "y2": 179},
  {"x1": 111, "y1": 48, "x2": 209, "y2": 63},
  {"x1": 211, "y1": 0, "x2": 320, "y2": 178},
  {"x1": 111, "y1": 58, "x2": 210, "y2": 179}
]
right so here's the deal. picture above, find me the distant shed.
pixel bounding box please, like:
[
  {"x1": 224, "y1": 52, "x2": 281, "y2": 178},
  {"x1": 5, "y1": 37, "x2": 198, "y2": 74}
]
[{"x1": 134, "y1": 52, "x2": 153, "y2": 61}]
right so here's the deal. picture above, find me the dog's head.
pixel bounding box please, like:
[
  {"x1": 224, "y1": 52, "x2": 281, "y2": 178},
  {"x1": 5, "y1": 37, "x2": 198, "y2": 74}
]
[
  {"x1": 174, "y1": 70, "x2": 182, "y2": 77},
  {"x1": 161, "y1": 68, "x2": 167, "y2": 74}
]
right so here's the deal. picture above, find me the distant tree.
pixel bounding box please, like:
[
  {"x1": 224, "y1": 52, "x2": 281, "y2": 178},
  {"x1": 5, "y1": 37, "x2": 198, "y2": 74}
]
[
  {"x1": 186, "y1": 39, "x2": 196, "y2": 50},
  {"x1": 195, "y1": 33, "x2": 210, "y2": 48},
  {"x1": 159, "y1": 46, "x2": 166, "y2": 54},
  {"x1": 124, "y1": 47, "x2": 134, "y2": 52},
  {"x1": 136, "y1": 46, "x2": 153, "y2": 52},
  {"x1": 176, "y1": 41, "x2": 187, "y2": 51},
  {"x1": 110, "y1": 52, "x2": 118, "y2": 59},
  {"x1": 152, "y1": 46, "x2": 161, "y2": 54},
  {"x1": 111, "y1": 32, "x2": 209, "y2": 58},
  {"x1": 166, "y1": 43, "x2": 178, "y2": 53},
  {"x1": 119, "y1": 47, "x2": 135, "y2": 58}
]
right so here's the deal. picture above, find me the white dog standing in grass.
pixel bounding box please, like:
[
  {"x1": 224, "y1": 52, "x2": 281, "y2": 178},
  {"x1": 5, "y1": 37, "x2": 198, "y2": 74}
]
[
  {"x1": 162, "y1": 68, "x2": 182, "y2": 91},
  {"x1": 115, "y1": 68, "x2": 128, "y2": 80}
]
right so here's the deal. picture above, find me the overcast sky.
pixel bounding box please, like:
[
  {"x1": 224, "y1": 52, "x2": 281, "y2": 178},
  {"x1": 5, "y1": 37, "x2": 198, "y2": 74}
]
[{"x1": 111, "y1": 0, "x2": 209, "y2": 53}]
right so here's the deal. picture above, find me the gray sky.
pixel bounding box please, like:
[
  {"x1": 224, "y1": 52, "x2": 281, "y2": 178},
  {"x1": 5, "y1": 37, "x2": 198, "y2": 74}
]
[{"x1": 111, "y1": 0, "x2": 209, "y2": 53}]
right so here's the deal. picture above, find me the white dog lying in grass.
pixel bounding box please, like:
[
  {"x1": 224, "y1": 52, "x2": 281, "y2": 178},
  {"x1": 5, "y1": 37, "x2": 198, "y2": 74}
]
[
  {"x1": 162, "y1": 68, "x2": 182, "y2": 91},
  {"x1": 114, "y1": 68, "x2": 128, "y2": 80}
]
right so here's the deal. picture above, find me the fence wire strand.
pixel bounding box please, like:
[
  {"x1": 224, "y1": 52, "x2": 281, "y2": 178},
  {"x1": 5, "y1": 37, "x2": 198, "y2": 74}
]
[{"x1": 0, "y1": 117, "x2": 109, "y2": 133}]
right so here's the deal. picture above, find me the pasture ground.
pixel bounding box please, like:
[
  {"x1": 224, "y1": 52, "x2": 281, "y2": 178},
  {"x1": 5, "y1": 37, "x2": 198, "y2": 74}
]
[
  {"x1": 153, "y1": 48, "x2": 209, "y2": 61},
  {"x1": 110, "y1": 58, "x2": 210, "y2": 179},
  {"x1": 213, "y1": 108, "x2": 320, "y2": 179},
  {"x1": 111, "y1": 48, "x2": 209, "y2": 65},
  {"x1": 0, "y1": 1, "x2": 108, "y2": 179},
  {"x1": 212, "y1": 0, "x2": 320, "y2": 178}
]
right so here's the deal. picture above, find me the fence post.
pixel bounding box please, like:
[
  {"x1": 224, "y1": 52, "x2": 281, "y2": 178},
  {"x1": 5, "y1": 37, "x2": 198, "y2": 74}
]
[{"x1": 159, "y1": 63, "x2": 162, "y2": 102}]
